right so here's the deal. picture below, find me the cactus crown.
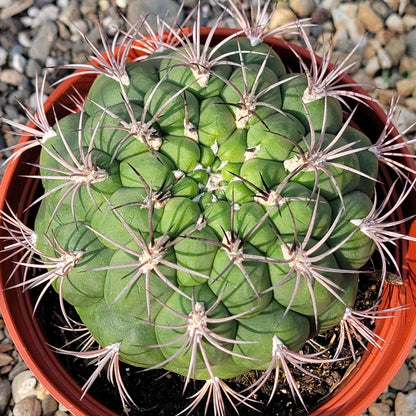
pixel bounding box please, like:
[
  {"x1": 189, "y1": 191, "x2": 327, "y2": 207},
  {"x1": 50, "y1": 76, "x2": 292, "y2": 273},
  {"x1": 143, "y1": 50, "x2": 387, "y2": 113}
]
[{"x1": 1, "y1": 1, "x2": 416, "y2": 415}]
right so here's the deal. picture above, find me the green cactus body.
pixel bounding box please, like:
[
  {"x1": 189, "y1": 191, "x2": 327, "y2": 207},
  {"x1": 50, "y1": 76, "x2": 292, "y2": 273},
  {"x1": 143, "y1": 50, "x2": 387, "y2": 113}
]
[{"x1": 31, "y1": 31, "x2": 379, "y2": 404}]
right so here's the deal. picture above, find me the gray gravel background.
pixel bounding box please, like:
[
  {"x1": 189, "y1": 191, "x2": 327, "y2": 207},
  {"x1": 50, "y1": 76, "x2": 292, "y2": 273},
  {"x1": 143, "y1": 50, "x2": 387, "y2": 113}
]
[{"x1": 0, "y1": 0, "x2": 416, "y2": 415}]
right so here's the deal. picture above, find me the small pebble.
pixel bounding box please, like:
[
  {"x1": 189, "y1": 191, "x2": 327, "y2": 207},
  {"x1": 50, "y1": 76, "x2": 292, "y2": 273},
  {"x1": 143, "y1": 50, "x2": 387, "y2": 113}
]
[
  {"x1": 57, "y1": 403, "x2": 69, "y2": 412},
  {"x1": 396, "y1": 78, "x2": 416, "y2": 96},
  {"x1": 8, "y1": 362, "x2": 29, "y2": 382},
  {"x1": 127, "y1": 0, "x2": 184, "y2": 30},
  {"x1": 406, "y1": 30, "x2": 416, "y2": 60},
  {"x1": 389, "y1": 363, "x2": 410, "y2": 390},
  {"x1": 29, "y1": 21, "x2": 58, "y2": 63},
  {"x1": 375, "y1": 29, "x2": 396, "y2": 45},
  {"x1": 385, "y1": 37, "x2": 406, "y2": 66},
  {"x1": 11, "y1": 371, "x2": 37, "y2": 404},
  {"x1": 394, "y1": 105, "x2": 416, "y2": 133},
  {"x1": 0, "y1": 379, "x2": 11, "y2": 415},
  {"x1": 268, "y1": 1, "x2": 298, "y2": 32},
  {"x1": 0, "y1": 69, "x2": 27, "y2": 86},
  {"x1": 79, "y1": 0, "x2": 98, "y2": 16},
  {"x1": 31, "y1": 4, "x2": 60, "y2": 27},
  {"x1": 102, "y1": 15, "x2": 123, "y2": 36},
  {"x1": 115, "y1": 0, "x2": 128, "y2": 8},
  {"x1": 395, "y1": 390, "x2": 416, "y2": 415},
  {"x1": 0, "y1": 0, "x2": 34, "y2": 20},
  {"x1": 0, "y1": 353, "x2": 13, "y2": 367},
  {"x1": 376, "y1": 42, "x2": 394, "y2": 69},
  {"x1": 288, "y1": 0, "x2": 315, "y2": 18},
  {"x1": 365, "y1": 55, "x2": 381, "y2": 77},
  {"x1": 400, "y1": 55, "x2": 416, "y2": 73},
  {"x1": 357, "y1": 2, "x2": 384, "y2": 33},
  {"x1": 29, "y1": 92, "x2": 47, "y2": 112},
  {"x1": 385, "y1": 0, "x2": 401, "y2": 12},
  {"x1": 406, "y1": 97, "x2": 416, "y2": 111},
  {"x1": 372, "y1": 0, "x2": 394, "y2": 19},
  {"x1": 311, "y1": 7, "x2": 332, "y2": 25},
  {"x1": 10, "y1": 46, "x2": 27, "y2": 73},
  {"x1": 0, "y1": 0, "x2": 13, "y2": 8},
  {"x1": 386, "y1": 13, "x2": 405, "y2": 32},
  {"x1": 0, "y1": 46, "x2": 7, "y2": 66},
  {"x1": 367, "y1": 401, "x2": 391, "y2": 416},
  {"x1": 12, "y1": 396, "x2": 41, "y2": 416},
  {"x1": 374, "y1": 76, "x2": 391, "y2": 90},
  {"x1": 59, "y1": 0, "x2": 81, "y2": 26},
  {"x1": 41, "y1": 394, "x2": 58, "y2": 416},
  {"x1": 25, "y1": 59, "x2": 42, "y2": 79},
  {"x1": 16, "y1": 32, "x2": 32, "y2": 49},
  {"x1": 403, "y1": 14, "x2": 416, "y2": 31},
  {"x1": 332, "y1": 3, "x2": 366, "y2": 45}
]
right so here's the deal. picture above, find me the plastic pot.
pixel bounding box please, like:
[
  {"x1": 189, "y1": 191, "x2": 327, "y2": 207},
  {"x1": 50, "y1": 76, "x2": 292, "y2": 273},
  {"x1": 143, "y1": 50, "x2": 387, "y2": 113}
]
[{"x1": 0, "y1": 27, "x2": 416, "y2": 416}]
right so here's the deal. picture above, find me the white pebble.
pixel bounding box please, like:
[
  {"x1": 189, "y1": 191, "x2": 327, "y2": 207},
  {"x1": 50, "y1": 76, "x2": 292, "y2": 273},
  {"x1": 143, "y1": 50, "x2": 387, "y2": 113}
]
[
  {"x1": 16, "y1": 378, "x2": 36, "y2": 396},
  {"x1": 45, "y1": 56, "x2": 58, "y2": 69},
  {"x1": 102, "y1": 15, "x2": 122, "y2": 35},
  {"x1": 386, "y1": 13, "x2": 405, "y2": 32},
  {"x1": 29, "y1": 92, "x2": 48, "y2": 112},
  {"x1": 403, "y1": 14, "x2": 416, "y2": 31},
  {"x1": 365, "y1": 56, "x2": 381, "y2": 77},
  {"x1": 373, "y1": 76, "x2": 390, "y2": 90},
  {"x1": 11, "y1": 370, "x2": 37, "y2": 404},
  {"x1": 394, "y1": 105, "x2": 416, "y2": 134},
  {"x1": 17, "y1": 32, "x2": 32, "y2": 48},
  {"x1": 57, "y1": 0, "x2": 69, "y2": 8},
  {"x1": 0, "y1": 0, "x2": 13, "y2": 7},
  {"x1": 11, "y1": 53, "x2": 26, "y2": 73},
  {"x1": 27, "y1": 6, "x2": 40, "y2": 18}
]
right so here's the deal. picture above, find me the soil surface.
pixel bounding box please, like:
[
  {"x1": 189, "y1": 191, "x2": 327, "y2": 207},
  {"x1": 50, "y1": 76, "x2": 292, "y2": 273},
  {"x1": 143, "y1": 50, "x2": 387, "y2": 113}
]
[{"x1": 36, "y1": 277, "x2": 380, "y2": 416}]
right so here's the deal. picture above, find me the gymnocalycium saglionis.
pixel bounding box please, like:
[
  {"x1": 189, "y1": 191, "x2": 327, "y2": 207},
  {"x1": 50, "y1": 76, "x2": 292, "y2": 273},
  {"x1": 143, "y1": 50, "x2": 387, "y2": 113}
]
[{"x1": 1, "y1": 1, "x2": 416, "y2": 415}]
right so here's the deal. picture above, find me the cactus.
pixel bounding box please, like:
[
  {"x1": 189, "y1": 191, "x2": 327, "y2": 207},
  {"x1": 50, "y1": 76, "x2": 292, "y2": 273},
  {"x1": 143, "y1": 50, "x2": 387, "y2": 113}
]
[{"x1": 1, "y1": 1, "x2": 416, "y2": 415}]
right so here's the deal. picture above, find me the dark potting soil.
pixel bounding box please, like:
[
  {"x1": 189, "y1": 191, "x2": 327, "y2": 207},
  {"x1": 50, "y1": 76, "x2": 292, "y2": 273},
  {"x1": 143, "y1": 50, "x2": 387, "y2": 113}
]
[{"x1": 35, "y1": 276, "x2": 381, "y2": 416}]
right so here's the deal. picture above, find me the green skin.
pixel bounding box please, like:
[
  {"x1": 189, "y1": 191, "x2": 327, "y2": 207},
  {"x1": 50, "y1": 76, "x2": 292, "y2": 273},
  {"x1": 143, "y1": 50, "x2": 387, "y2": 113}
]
[
  {"x1": 33, "y1": 39, "x2": 378, "y2": 382},
  {"x1": 280, "y1": 73, "x2": 343, "y2": 134}
]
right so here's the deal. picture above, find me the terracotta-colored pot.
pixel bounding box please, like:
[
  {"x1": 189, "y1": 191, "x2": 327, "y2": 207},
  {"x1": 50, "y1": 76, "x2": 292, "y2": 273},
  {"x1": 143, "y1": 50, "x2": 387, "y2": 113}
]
[{"x1": 1, "y1": 27, "x2": 416, "y2": 416}]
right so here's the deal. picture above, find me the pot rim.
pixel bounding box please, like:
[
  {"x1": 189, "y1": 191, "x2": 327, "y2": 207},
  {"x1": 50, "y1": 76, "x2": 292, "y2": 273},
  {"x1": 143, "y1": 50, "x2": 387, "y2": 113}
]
[{"x1": 0, "y1": 26, "x2": 415, "y2": 416}]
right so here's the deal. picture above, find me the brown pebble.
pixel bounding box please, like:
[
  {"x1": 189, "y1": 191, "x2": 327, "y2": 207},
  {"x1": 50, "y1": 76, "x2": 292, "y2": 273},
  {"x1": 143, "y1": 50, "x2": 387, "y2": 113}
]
[
  {"x1": 0, "y1": 354, "x2": 13, "y2": 368},
  {"x1": 396, "y1": 78, "x2": 416, "y2": 96},
  {"x1": 390, "y1": 363, "x2": 410, "y2": 391},
  {"x1": 0, "y1": 345, "x2": 14, "y2": 354},
  {"x1": 12, "y1": 396, "x2": 41, "y2": 416},
  {"x1": 357, "y1": 2, "x2": 384, "y2": 33},
  {"x1": 311, "y1": 8, "x2": 332, "y2": 25},
  {"x1": 0, "y1": 365, "x2": 13, "y2": 376},
  {"x1": 0, "y1": 0, "x2": 34, "y2": 20},
  {"x1": 0, "y1": 69, "x2": 26, "y2": 87}
]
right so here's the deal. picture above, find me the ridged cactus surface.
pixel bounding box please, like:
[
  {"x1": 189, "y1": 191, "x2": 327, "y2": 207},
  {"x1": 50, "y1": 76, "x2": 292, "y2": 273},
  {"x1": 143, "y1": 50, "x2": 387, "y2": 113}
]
[{"x1": 33, "y1": 36, "x2": 377, "y2": 382}]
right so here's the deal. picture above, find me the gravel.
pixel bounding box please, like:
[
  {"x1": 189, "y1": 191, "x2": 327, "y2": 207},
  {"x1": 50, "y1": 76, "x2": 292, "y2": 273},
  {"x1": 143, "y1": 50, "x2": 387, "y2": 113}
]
[{"x1": 0, "y1": 1, "x2": 416, "y2": 415}]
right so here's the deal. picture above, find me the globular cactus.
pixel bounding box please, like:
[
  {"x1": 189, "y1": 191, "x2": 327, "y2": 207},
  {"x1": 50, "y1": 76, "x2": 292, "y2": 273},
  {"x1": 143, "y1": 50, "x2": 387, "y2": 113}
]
[{"x1": 1, "y1": 1, "x2": 416, "y2": 415}]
